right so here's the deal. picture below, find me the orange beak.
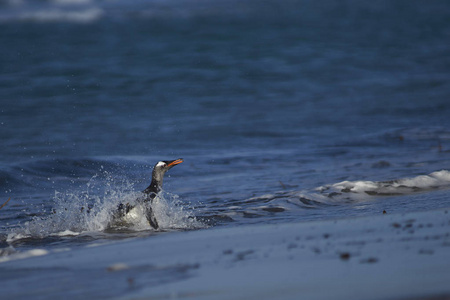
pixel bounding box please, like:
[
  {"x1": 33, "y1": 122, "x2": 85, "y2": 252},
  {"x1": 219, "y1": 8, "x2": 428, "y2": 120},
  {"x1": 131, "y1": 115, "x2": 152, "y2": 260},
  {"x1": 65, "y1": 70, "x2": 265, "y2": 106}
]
[{"x1": 167, "y1": 158, "x2": 184, "y2": 167}]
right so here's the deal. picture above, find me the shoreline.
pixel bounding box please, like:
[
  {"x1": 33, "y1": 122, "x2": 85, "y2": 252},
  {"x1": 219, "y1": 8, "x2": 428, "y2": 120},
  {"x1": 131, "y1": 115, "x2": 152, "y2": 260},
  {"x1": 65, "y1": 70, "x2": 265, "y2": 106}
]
[{"x1": 1, "y1": 208, "x2": 450, "y2": 299}]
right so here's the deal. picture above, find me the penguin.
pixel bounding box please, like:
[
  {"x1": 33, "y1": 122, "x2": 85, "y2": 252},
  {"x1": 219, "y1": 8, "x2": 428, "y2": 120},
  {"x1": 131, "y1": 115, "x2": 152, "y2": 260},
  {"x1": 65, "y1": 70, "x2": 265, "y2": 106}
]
[{"x1": 115, "y1": 158, "x2": 183, "y2": 229}]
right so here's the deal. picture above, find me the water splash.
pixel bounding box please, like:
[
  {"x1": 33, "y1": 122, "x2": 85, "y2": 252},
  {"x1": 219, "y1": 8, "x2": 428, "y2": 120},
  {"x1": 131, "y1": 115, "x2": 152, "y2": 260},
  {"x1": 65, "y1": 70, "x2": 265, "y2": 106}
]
[{"x1": 7, "y1": 171, "x2": 203, "y2": 242}]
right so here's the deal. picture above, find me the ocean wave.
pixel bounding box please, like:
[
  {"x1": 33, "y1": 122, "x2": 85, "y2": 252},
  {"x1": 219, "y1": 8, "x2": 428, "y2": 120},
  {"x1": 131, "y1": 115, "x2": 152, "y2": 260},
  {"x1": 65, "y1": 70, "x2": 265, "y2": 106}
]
[
  {"x1": 4, "y1": 158, "x2": 450, "y2": 241},
  {"x1": 319, "y1": 170, "x2": 450, "y2": 198},
  {"x1": 285, "y1": 170, "x2": 450, "y2": 206},
  {"x1": 206, "y1": 170, "x2": 450, "y2": 223}
]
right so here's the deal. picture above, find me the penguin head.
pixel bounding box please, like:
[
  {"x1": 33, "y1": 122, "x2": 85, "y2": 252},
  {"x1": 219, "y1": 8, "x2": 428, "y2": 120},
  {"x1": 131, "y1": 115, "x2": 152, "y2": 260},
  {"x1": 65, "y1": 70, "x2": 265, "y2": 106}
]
[{"x1": 152, "y1": 158, "x2": 183, "y2": 184}]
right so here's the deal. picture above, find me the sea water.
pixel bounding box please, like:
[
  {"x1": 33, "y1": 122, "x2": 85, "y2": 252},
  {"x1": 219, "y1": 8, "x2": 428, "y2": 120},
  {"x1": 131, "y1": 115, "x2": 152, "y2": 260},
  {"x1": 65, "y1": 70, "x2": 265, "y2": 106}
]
[{"x1": 1, "y1": 0, "x2": 450, "y2": 257}]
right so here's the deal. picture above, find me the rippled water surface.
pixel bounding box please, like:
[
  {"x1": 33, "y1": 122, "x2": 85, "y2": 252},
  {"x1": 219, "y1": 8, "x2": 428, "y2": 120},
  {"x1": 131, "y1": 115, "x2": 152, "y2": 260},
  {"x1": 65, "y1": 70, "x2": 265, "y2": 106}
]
[{"x1": 1, "y1": 0, "x2": 450, "y2": 253}]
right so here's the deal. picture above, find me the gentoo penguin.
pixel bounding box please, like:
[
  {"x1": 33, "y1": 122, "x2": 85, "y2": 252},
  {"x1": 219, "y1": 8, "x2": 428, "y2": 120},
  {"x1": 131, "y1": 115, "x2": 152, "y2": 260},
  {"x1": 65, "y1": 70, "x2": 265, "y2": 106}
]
[{"x1": 115, "y1": 158, "x2": 183, "y2": 229}]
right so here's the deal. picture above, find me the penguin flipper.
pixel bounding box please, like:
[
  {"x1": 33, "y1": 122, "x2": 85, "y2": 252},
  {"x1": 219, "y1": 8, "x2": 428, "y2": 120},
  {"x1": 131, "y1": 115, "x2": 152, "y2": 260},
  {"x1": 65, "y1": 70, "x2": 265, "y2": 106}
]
[{"x1": 146, "y1": 206, "x2": 159, "y2": 230}]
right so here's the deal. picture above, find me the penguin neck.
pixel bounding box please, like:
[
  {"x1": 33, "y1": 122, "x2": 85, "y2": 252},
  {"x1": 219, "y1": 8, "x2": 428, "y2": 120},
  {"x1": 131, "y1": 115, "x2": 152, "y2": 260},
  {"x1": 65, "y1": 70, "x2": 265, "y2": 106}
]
[
  {"x1": 144, "y1": 169, "x2": 165, "y2": 195},
  {"x1": 146, "y1": 179, "x2": 162, "y2": 194}
]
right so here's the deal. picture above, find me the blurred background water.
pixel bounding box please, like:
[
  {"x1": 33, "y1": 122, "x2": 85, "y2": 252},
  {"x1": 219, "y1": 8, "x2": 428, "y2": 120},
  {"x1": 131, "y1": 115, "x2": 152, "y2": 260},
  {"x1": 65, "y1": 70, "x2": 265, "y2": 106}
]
[{"x1": 1, "y1": 0, "x2": 450, "y2": 251}]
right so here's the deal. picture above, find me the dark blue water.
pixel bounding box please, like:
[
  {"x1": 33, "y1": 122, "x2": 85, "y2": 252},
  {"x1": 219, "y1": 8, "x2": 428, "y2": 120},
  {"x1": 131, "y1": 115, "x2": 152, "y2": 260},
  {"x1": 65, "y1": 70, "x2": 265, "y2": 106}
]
[{"x1": 1, "y1": 0, "x2": 450, "y2": 252}]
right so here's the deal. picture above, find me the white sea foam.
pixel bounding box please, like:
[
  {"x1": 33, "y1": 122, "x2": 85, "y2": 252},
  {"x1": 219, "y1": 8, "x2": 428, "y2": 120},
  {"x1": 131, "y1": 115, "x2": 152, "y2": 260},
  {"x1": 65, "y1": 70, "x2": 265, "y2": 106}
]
[
  {"x1": 51, "y1": 0, "x2": 93, "y2": 5},
  {"x1": 50, "y1": 230, "x2": 80, "y2": 237},
  {"x1": 0, "y1": 7, "x2": 103, "y2": 23},
  {"x1": 292, "y1": 170, "x2": 450, "y2": 206},
  {"x1": 245, "y1": 170, "x2": 450, "y2": 211},
  {"x1": 327, "y1": 170, "x2": 450, "y2": 196},
  {"x1": 21, "y1": 8, "x2": 103, "y2": 23},
  {"x1": 107, "y1": 263, "x2": 130, "y2": 272},
  {"x1": 0, "y1": 248, "x2": 48, "y2": 263},
  {"x1": 6, "y1": 233, "x2": 29, "y2": 243}
]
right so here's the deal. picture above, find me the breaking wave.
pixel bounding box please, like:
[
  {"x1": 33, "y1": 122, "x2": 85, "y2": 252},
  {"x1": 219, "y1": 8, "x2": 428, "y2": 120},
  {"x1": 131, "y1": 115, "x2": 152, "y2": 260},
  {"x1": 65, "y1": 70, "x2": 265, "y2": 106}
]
[
  {"x1": 317, "y1": 170, "x2": 450, "y2": 200},
  {"x1": 206, "y1": 170, "x2": 450, "y2": 223},
  {"x1": 4, "y1": 165, "x2": 450, "y2": 242}
]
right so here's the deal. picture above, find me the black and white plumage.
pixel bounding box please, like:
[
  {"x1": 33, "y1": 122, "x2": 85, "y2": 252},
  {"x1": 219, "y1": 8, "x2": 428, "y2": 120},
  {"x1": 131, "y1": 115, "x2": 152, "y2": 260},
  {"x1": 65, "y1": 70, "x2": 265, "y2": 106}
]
[{"x1": 115, "y1": 158, "x2": 183, "y2": 229}]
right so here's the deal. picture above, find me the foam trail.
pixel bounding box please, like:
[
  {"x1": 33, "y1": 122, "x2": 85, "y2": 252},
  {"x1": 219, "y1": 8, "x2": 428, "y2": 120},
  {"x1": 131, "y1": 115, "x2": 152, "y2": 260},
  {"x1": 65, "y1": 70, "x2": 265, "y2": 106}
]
[
  {"x1": 239, "y1": 170, "x2": 450, "y2": 214},
  {"x1": 0, "y1": 248, "x2": 48, "y2": 263},
  {"x1": 0, "y1": 7, "x2": 104, "y2": 23},
  {"x1": 323, "y1": 170, "x2": 450, "y2": 197}
]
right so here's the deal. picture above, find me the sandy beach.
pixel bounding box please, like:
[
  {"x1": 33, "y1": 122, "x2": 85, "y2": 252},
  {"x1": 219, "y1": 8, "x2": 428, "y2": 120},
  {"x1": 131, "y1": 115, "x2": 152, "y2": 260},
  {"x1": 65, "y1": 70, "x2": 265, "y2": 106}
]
[{"x1": 1, "y1": 207, "x2": 449, "y2": 300}]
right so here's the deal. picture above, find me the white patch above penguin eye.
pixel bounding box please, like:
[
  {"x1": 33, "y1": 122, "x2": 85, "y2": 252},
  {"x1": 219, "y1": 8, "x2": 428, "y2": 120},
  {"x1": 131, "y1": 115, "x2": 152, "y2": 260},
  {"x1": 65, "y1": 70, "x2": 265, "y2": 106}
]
[{"x1": 156, "y1": 161, "x2": 166, "y2": 168}]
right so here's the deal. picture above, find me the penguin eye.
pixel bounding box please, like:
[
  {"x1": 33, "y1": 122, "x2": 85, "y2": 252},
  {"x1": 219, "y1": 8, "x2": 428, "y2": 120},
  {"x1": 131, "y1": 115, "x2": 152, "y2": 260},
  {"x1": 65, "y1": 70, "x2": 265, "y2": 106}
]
[{"x1": 156, "y1": 161, "x2": 166, "y2": 168}]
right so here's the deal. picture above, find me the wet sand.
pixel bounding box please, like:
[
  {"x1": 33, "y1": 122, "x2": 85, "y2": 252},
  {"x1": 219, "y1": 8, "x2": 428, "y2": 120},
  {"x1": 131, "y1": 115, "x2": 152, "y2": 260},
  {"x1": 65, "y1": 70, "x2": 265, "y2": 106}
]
[{"x1": 1, "y1": 208, "x2": 449, "y2": 300}]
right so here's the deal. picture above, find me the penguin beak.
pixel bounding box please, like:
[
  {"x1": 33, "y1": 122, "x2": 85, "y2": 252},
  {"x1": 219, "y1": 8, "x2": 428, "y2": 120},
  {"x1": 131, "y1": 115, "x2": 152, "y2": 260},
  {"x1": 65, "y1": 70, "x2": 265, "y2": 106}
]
[{"x1": 167, "y1": 158, "x2": 183, "y2": 168}]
